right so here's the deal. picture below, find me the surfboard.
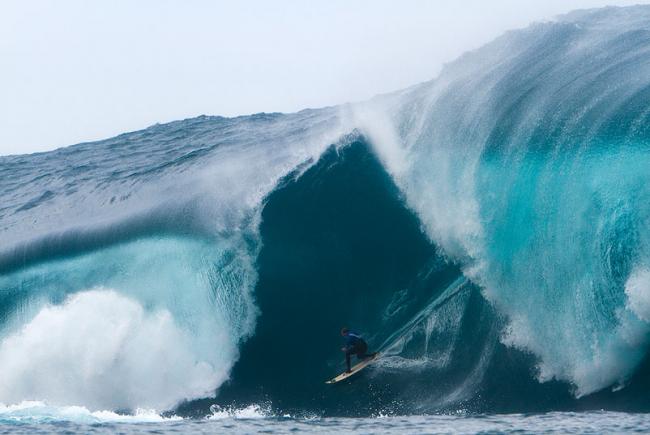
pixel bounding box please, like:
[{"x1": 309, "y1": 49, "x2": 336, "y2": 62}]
[{"x1": 325, "y1": 352, "x2": 380, "y2": 384}]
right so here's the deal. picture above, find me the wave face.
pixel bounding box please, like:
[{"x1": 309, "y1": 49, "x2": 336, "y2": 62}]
[
  {"x1": 1, "y1": 5, "x2": 650, "y2": 417},
  {"x1": 355, "y1": 5, "x2": 650, "y2": 400}
]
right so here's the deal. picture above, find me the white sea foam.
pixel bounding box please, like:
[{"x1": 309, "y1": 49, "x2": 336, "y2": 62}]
[
  {"x1": 208, "y1": 403, "x2": 270, "y2": 420},
  {"x1": 625, "y1": 268, "x2": 650, "y2": 323},
  {"x1": 0, "y1": 400, "x2": 180, "y2": 424},
  {"x1": 0, "y1": 289, "x2": 226, "y2": 411}
]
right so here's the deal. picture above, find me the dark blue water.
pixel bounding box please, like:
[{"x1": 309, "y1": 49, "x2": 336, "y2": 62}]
[{"x1": 1, "y1": 5, "x2": 650, "y2": 433}]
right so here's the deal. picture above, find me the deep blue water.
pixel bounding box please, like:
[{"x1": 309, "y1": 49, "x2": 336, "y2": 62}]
[{"x1": 1, "y1": 4, "x2": 650, "y2": 433}]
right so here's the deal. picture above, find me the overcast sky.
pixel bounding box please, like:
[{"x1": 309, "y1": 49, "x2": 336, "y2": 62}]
[{"x1": 1, "y1": 0, "x2": 647, "y2": 155}]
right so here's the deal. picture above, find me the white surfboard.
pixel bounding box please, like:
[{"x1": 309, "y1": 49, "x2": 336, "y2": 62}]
[{"x1": 325, "y1": 352, "x2": 380, "y2": 384}]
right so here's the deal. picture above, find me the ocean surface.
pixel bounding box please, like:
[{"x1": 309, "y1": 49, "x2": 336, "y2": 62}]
[
  {"x1": 2, "y1": 408, "x2": 650, "y2": 434},
  {"x1": 2, "y1": 5, "x2": 650, "y2": 434}
]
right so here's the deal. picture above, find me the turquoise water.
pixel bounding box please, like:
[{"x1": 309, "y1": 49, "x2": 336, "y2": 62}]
[{"x1": 1, "y1": 5, "x2": 650, "y2": 431}]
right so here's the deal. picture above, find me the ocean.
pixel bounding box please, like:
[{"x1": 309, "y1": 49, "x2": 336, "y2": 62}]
[
  {"x1": 2, "y1": 5, "x2": 650, "y2": 434},
  {"x1": 2, "y1": 408, "x2": 650, "y2": 434}
]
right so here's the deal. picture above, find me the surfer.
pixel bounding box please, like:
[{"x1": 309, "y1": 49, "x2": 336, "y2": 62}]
[{"x1": 340, "y1": 327, "x2": 376, "y2": 373}]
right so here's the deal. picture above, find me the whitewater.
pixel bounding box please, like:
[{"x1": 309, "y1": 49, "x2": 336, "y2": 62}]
[{"x1": 2, "y1": 5, "x2": 650, "y2": 433}]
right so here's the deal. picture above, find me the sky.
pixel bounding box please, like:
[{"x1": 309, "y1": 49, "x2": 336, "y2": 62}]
[{"x1": 1, "y1": 0, "x2": 648, "y2": 155}]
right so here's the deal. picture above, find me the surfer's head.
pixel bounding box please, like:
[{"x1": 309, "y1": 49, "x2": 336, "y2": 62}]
[{"x1": 340, "y1": 327, "x2": 349, "y2": 336}]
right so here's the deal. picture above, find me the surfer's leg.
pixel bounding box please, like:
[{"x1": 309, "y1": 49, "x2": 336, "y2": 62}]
[
  {"x1": 345, "y1": 352, "x2": 352, "y2": 372},
  {"x1": 356, "y1": 341, "x2": 370, "y2": 359},
  {"x1": 356, "y1": 351, "x2": 375, "y2": 360}
]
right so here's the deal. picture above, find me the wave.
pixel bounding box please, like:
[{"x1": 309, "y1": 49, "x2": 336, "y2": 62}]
[
  {"x1": 354, "y1": 5, "x2": 650, "y2": 398},
  {"x1": 0, "y1": 108, "x2": 349, "y2": 411},
  {"x1": 1, "y1": 5, "x2": 650, "y2": 417}
]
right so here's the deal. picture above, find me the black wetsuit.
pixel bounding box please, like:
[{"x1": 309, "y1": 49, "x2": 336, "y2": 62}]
[{"x1": 343, "y1": 331, "x2": 373, "y2": 371}]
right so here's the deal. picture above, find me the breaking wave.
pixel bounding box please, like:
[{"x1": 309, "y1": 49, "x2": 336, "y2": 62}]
[{"x1": 1, "y1": 5, "x2": 650, "y2": 418}]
